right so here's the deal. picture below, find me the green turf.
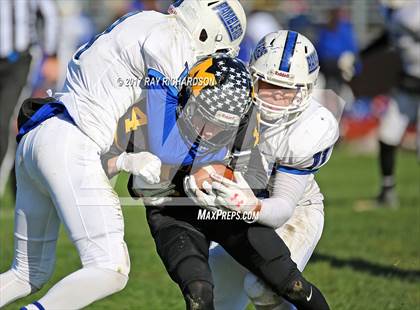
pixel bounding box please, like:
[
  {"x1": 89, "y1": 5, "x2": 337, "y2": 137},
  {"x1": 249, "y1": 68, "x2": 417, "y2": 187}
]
[{"x1": 1, "y1": 148, "x2": 419, "y2": 309}]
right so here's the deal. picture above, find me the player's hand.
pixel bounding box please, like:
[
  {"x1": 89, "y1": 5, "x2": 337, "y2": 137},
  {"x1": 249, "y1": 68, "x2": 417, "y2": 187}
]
[
  {"x1": 142, "y1": 196, "x2": 172, "y2": 206},
  {"x1": 211, "y1": 171, "x2": 260, "y2": 213},
  {"x1": 184, "y1": 175, "x2": 219, "y2": 212},
  {"x1": 132, "y1": 176, "x2": 174, "y2": 206},
  {"x1": 116, "y1": 152, "x2": 161, "y2": 184}
]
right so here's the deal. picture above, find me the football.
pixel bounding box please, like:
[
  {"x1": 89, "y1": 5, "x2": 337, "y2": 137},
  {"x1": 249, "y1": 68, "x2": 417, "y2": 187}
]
[{"x1": 192, "y1": 163, "x2": 235, "y2": 189}]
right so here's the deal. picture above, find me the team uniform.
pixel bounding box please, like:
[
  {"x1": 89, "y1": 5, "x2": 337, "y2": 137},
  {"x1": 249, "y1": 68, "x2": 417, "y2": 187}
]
[
  {"x1": 187, "y1": 31, "x2": 336, "y2": 309},
  {"x1": 100, "y1": 51, "x2": 330, "y2": 309},
  {"x1": 376, "y1": 1, "x2": 420, "y2": 206},
  {"x1": 0, "y1": 1, "x2": 247, "y2": 308},
  {"x1": 136, "y1": 50, "x2": 330, "y2": 308},
  {"x1": 379, "y1": 1, "x2": 420, "y2": 149},
  {"x1": 211, "y1": 98, "x2": 339, "y2": 310}
]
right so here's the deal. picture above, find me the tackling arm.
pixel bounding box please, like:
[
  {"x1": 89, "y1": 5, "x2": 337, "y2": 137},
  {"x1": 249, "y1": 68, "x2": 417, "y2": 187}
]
[{"x1": 257, "y1": 171, "x2": 310, "y2": 228}]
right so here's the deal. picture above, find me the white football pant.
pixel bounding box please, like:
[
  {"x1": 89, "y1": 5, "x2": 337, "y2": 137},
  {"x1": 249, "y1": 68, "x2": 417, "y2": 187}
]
[{"x1": 0, "y1": 114, "x2": 130, "y2": 309}]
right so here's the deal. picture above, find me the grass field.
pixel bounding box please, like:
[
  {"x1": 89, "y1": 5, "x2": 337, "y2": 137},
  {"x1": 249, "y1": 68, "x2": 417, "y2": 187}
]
[{"x1": 1, "y1": 147, "x2": 419, "y2": 309}]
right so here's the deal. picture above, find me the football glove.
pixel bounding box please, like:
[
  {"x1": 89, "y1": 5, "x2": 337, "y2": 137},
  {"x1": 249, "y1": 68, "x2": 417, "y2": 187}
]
[
  {"x1": 132, "y1": 176, "x2": 175, "y2": 206},
  {"x1": 211, "y1": 171, "x2": 260, "y2": 213},
  {"x1": 116, "y1": 151, "x2": 161, "y2": 184},
  {"x1": 184, "y1": 175, "x2": 221, "y2": 212}
]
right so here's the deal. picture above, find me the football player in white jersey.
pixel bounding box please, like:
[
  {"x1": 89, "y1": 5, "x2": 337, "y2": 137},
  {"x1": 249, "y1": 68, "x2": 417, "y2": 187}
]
[
  {"x1": 190, "y1": 30, "x2": 339, "y2": 309},
  {"x1": 375, "y1": 0, "x2": 420, "y2": 208},
  {"x1": 0, "y1": 1, "x2": 246, "y2": 309}
]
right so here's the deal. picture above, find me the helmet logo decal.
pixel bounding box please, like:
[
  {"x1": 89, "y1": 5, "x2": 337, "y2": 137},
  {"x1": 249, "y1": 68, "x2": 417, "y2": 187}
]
[
  {"x1": 213, "y1": 2, "x2": 243, "y2": 41},
  {"x1": 306, "y1": 50, "x2": 319, "y2": 73},
  {"x1": 254, "y1": 38, "x2": 268, "y2": 60},
  {"x1": 215, "y1": 110, "x2": 240, "y2": 125},
  {"x1": 279, "y1": 31, "x2": 298, "y2": 72},
  {"x1": 188, "y1": 57, "x2": 216, "y2": 97}
]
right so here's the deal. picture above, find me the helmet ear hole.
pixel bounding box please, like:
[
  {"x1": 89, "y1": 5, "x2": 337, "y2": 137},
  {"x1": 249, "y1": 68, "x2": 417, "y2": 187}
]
[{"x1": 199, "y1": 29, "x2": 208, "y2": 42}]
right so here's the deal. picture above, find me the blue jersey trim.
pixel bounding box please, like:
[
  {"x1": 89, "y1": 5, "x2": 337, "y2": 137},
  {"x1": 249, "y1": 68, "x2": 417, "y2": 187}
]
[
  {"x1": 308, "y1": 151, "x2": 322, "y2": 170},
  {"x1": 147, "y1": 69, "x2": 179, "y2": 97},
  {"x1": 16, "y1": 101, "x2": 73, "y2": 143},
  {"x1": 32, "y1": 301, "x2": 45, "y2": 310},
  {"x1": 320, "y1": 147, "x2": 331, "y2": 166},
  {"x1": 146, "y1": 68, "x2": 227, "y2": 166},
  {"x1": 146, "y1": 69, "x2": 179, "y2": 145},
  {"x1": 279, "y1": 31, "x2": 298, "y2": 72},
  {"x1": 308, "y1": 147, "x2": 331, "y2": 170},
  {"x1": 277, "y1": 165, "x2": 318, "y2": 175}
]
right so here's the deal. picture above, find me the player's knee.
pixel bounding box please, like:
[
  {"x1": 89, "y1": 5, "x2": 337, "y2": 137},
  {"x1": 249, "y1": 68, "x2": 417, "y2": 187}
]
[
  {"x1": 12, "y1": 262, "x2": 54, "y2": 291},
  {"x1": 116, "y1": 241, "x2": 131, "y2": 277},
  {"x1": 156, "y1": 225, "x2": 208, "y2": 276},
  {"x1": 89, "y1": 267, "x2": 129, "y2": 294},
  {"x1": 77, "y1": 238, "x2": 131, "y2": 277},
  {"x1": 184, "y1": 280, "x2": 214, "y2": 310},
  {"x1": 112, "y1": 270, "x2": 129, "y2": 292},
  {"x1": 105, "y1": 240, "x2": 131, "y2": 278},
  {"x1": 283, "y1": 275, "x2": 310, "y2": 301}
]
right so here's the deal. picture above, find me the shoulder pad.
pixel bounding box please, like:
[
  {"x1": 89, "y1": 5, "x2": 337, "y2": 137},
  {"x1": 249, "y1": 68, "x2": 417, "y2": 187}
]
[
  {"x1": 288, "y1": 106, "x2": 339, "y2": 158},
  {"x1": 143, "y1": 21, "x2": 193, "y2": 82}
]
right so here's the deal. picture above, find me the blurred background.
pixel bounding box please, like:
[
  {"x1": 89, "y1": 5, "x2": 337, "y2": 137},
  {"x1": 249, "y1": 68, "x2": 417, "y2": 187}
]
[{"x1": 0, "y1": 0, "x2": 419, "y2": 309}]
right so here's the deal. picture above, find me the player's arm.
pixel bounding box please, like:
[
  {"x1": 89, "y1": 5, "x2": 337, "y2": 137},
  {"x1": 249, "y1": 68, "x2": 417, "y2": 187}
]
[
  {"x1": 107, "y1": 151, "x2": 161, "y2": 184},
  {"x1": 101, "y1": 105, "x2": 161, "y2": 183},
  {"x1": 212, "y1": 106, "x2": 339, "y2": 226},
  {"x1": 101, "y1": 144, "x2": 125, "y2": 179},
  {"x1": 252, "y1": 171, "x2": 310, "y2": 228},
  {"x1": 142, "y1": 31, "x2": 199, "y2": 165},
  {"x1": 208, "y1": 167, "x2": 309, "y2": 228},
  {"x1": 211, "y1": 147, "x2": 336, "y2": 228},
  {"x1": 145, "y1": 68, "x2": 194, "y2": 165}
]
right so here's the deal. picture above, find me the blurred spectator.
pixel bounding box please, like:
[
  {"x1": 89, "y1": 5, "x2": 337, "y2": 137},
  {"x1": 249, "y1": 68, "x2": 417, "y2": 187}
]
[
  {"x1": 55, "y1": 0, "x2": 96, "y2": 90},
  {"x1": 316, "y1": 6, "x2": 359, "y2": 92},
  {"x1": 284, "y1": 0, "x2": 315, "y2": 42},
  {"x1": 131, "y1": 0, "x2": 163, "y2": 12},
  {"x1": 0, "y1": 0, "x2": 60, "y2": 198},
  {"x1": 238, "y1": 0, "x2": 281, "y2": 63}
]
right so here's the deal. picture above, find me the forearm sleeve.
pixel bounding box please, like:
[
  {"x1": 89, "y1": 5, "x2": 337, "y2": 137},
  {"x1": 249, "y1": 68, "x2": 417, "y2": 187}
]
[{"x1": 257, "y1": 171, "x2": 310, "y2": 228}]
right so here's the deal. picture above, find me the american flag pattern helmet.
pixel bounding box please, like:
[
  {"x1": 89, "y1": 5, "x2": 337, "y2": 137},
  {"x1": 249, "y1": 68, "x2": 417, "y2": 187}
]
[{"x1": 177, "y1": 54, "x2": 253, "y2": 153}]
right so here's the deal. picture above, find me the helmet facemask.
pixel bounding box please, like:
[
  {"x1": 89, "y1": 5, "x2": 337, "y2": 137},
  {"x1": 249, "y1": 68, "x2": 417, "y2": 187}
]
[
  {"x1": 249, "y1": 30, "x2": 319, "y2": 129},
  {"x1": 176, "y1": 54, "x2": 253, "y2": 154},
  {"x1": 177, "y1": 90, "x2": 242, "y2": 154},
  {"x1": 252, "y1": 74, "x2": 312, "y2": 128}
]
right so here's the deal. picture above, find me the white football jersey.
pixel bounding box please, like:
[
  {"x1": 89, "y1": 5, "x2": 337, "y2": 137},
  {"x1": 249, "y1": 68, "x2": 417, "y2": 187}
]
[
  {"x1": 57, "y1": 11, "x2": 196, "y2": 153},
  {"x1": 258, "y1": 98, "x2": 339, "y2": 204},
  {"x1": 392, "y1": 1, "x2": 420, "y2": 78}
]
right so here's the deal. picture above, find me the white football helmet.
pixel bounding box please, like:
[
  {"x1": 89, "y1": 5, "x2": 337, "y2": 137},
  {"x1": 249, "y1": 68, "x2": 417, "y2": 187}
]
[
  {"x1": 168, "y1": 0, "x2": 246, "y2": 58},
  {"x1": 250, "y1": 30, "x2": 320, "y2": 128}
]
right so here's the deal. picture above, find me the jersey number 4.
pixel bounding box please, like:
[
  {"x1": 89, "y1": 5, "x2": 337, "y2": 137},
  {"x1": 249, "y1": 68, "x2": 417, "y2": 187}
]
[{"x1": 125, "y1": 107, "x2": 147, "y2": 133}]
